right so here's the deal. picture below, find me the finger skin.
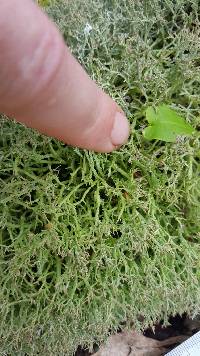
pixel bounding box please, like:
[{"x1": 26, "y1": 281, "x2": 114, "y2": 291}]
[{"x1": 0, "y1": 0, "x2": 129, "y2": 152}]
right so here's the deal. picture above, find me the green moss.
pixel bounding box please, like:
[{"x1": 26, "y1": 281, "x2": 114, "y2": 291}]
[{"x1": 0, "y1": 0, "x2": 200, "y2": 354}]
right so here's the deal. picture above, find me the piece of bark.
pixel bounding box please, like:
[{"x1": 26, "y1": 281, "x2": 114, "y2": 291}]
[{"x1": 93, "y1": 331, "x2": 187, "y2": 356}]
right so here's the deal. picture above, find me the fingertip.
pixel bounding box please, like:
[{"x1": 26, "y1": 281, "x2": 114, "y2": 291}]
[{"x1": 110, "y1": 112, "x2": 130, "y2": 148}]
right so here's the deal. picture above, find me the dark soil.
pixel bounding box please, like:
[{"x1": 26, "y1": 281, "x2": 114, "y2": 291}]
[
  {"x1": 74, "y1": 346, "x2": 91, "y2": 356},
  {"x1": 74, "y1": 313, "x2": 200, "y2": 355}
]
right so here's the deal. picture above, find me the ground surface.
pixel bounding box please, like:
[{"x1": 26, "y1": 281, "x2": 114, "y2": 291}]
[
  {"x1": 75, "y1": 314, "x2": 200, "y2": 355},
  {"x1": 0, "y1": 0, "x2": 200, "y2": 355}
]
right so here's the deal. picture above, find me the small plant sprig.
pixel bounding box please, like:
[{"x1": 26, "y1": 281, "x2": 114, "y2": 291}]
[{"x1": 143, "y1": 105, "x2": 195, "y2": 142}]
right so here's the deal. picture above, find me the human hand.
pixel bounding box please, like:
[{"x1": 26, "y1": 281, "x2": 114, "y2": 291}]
[{"x1": 0, "y1": 0, "x2": 130, "y2": 152}]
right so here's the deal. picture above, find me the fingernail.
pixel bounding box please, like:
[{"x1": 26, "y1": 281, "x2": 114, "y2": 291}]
[{"x1": 111, "y1": 112, "x2": 130, "y2": 146}]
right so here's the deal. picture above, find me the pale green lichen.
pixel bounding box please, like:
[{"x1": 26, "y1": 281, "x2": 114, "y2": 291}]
[{"x1": 0, "y1": 0, "x2": 200, "y2": 354}]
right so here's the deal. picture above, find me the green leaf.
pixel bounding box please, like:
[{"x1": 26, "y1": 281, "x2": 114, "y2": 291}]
[
  {"x1": 37, "y1": 0, "x2": 51, "y2": 7},
  {"x1": 143, "y1": 105, "x2": 195, "y2": 142}
]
